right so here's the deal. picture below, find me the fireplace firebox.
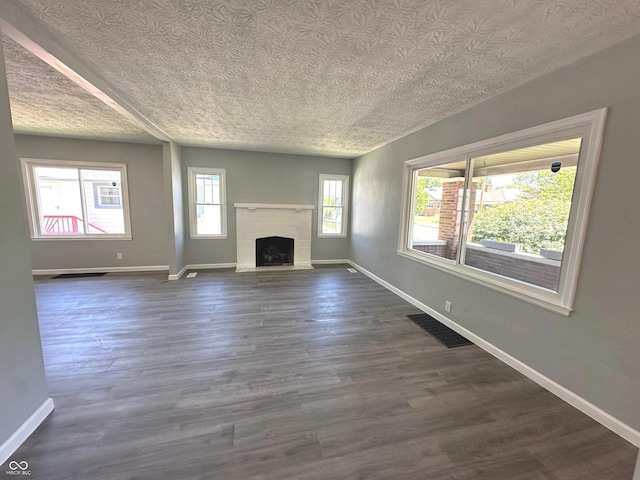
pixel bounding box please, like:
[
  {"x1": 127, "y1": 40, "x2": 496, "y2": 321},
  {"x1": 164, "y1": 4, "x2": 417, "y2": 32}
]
[{"x1": 256, "y1": 236, "x2": 294, "y2": 267}]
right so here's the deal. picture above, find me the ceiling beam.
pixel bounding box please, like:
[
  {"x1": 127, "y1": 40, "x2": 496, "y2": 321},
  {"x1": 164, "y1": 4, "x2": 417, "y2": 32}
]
[{"x1": 0, "y1": 0, "x2": 172, "y2": 142}]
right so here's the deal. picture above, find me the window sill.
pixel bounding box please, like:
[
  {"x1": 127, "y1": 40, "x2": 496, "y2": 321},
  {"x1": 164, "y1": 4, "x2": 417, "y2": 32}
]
[
  {"x1": 397, "y1": 248, "x2": 572, "y2": 316},
  {"x1": 318, "y1": 233, "x2": 348, "y2": 238},
  {"x1": 190, "y1": 235, "x2": 228, "y2": 240},
  {"x1": 31, "y1": 235, "x2": 132, "y2": 241}
]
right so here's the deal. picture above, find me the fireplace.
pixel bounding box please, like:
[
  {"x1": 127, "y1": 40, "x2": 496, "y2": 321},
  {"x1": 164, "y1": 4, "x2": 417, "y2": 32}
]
[
  {"x1": 234, "y1": 203, "x2": 314, "y2": 272},
  {"x1": 256, "y1": 236, "x2": 294, "y2": 267}
]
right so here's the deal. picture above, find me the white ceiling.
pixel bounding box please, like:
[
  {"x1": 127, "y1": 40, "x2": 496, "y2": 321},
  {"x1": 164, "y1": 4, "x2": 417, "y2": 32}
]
[{"x1": 2, "y1": 0, "x2": 640, "y2": 157}]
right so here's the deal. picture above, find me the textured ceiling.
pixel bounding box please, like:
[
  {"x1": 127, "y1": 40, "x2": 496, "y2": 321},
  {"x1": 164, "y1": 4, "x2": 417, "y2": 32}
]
[
  {"x1": 4, "y1": 0, "x2": 640, "y2": 157},
  {"x1": 1, "y1": 35, "x2": 157, "y2": 143}
]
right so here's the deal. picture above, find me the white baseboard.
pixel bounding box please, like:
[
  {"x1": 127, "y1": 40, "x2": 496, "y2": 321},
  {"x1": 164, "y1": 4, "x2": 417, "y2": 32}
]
[
  {"x1": 167, "y1": 264, "x2": 189, "y2": 281},
  {"x1": 0, "y1": 398, "x2": 54, "y2": 466},
  {"x1": 349, "y1": 261, "x2": 640, "y2": 448},
  {"x1": 311, "y1": 259, "x2": 351, "y2": 265},
  {"x1": 33, "y1": 265, "x2": 169, "y2": 276},
  {"x1": 186, "y1": 263, "x2": 237, "y2": 270},
  {"x1": 168, "y1": 263, "x2": 237, "y2": 280}
]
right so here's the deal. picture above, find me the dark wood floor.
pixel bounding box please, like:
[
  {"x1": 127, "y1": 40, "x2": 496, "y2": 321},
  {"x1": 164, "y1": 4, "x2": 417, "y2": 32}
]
[{"x1": 9, "y1": 265, "x2": 637, "y2": 479}]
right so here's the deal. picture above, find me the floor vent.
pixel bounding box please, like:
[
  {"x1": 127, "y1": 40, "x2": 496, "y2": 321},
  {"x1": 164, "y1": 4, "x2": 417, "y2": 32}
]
[
  {"x1": 347, "y1": 268, "x2": 357, "y2": 273},
  {"x1": 407, "y1": 313, "x2": 473, "y2": 348},
  {"x1": 52, "y1": 273, "x2": 107, "y2": 279},
  {"x1": 186, "y1": 272, "x2": 198, "y2": 278}
]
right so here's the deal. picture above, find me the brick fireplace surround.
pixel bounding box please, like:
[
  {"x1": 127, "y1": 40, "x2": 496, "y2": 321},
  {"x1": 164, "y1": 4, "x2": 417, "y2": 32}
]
[{"x1": 234, "y1": 203, "x2": 314, "y2": 272}]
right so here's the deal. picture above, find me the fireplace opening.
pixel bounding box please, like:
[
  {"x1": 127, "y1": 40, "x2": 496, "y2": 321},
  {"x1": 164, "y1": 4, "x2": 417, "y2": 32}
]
[{"x1": 256, "y1": 236, "x2": 294, "y2": 267}]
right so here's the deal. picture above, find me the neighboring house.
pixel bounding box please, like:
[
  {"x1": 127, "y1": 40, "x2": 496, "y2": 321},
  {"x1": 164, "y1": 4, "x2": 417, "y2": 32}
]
[
  {"x1": 36, "y1": 169, "x2": 124, "y2": 234},
  {"x1": 474, "y1": 187, "x2": 519, "y2": 212},
  {"x1": 421, "y1": 187, "x2": 442, "y2": 216}
]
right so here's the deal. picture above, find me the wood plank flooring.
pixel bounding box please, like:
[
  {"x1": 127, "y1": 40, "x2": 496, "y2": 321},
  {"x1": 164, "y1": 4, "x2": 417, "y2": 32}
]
[{"x1": 7, "y1": 265, "x2": 637, "y2": 479}]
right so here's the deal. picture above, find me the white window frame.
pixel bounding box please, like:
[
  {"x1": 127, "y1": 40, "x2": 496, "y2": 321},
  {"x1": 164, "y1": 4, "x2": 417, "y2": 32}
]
[
  {"x1": 318, "y1": 174, "x2": 349, "y2": 238},
  {"x1": 187, "y1": 167, "x2": 227, "y2": 239},
  {"x1": 398, "y1": 109, "x2": 608, "y2": 316},
  {"x1": 20, "y1": 158, "x2": 132, "y2": 240}
]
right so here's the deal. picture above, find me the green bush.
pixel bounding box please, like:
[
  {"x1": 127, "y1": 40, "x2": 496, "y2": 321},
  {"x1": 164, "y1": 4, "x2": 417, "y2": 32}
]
[
  {"x1": 471, "y1": 169, "x2": 575, "y2": 254},
  {"x1": 471, "y1": 198, "x2": 570, "y2": 253}
]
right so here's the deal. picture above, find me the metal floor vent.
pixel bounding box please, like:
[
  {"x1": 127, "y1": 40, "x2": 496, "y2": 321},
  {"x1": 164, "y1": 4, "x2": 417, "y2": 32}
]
[
  {"x1": 347, "y1": 268, "x2": 357, "y2": 273},
  {"x1": 186, "y1": 272, "x2": 198, "y2": 278},
  {"x1": 407, "y1": 313, "x2": 473, "y2": 348}
]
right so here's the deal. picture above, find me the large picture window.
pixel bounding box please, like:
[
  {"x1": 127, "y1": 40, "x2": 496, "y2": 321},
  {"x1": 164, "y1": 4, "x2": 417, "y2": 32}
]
[
  {"x1": 188, "y1": 167, "x2": 227, "y2": 238},
  {"x1": 398, "y1": 109, "x2": 607, "y2": 314},
  {"x1": 318, "y1": 174, "x2": 349, "y2": 237},
  {"x1": 21, "y1": 159, "x2": 131, "y2": 239}
]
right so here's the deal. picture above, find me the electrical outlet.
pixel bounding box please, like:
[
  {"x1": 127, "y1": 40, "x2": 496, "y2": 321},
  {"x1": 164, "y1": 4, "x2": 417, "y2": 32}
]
[
  {"x1": 445, "y1": 301, "x2": 451, "y2": 312},
  {"x1": 117, "y1": 253, "x2": 123, "y2": 260}
]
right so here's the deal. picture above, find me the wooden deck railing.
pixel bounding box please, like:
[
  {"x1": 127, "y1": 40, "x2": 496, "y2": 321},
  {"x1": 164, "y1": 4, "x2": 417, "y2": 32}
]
[{"x1": 43, "y1": 215, "x2": 108, "y2": 234}]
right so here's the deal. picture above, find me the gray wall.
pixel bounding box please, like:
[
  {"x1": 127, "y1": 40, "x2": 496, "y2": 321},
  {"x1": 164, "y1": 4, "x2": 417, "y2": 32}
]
[
  {"x1": 15, "y1": 135, "x2": 166, "y2": 270},
  {"x1": 163, "y1": 142, "x2": 185, "y2": 275},
  {"x1": 0, "y1": 38, "x2": 49, "y2": 451},
  {"x1": 351, "y1": 33, "x2": 640, "y2": 431},
  {"x1": 182, "y1": 147, "x2": 352, "y2": 265}
]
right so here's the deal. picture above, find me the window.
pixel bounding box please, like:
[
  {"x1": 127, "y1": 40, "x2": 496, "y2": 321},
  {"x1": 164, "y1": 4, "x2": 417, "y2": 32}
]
[
  {"x1": 21, "y1": 159, "x2": 131, "y2": 239},
  {"x1": 96, "y1": 185, "x2": 122, "y2": 207},
  {"x1": 398, "y1": 109, "x2": 607, "y2": 315},
  {"x1": 318, "y1": 174, "x2": 349, "y2": 237},
  {"x1": 188, "y1": 167, "x2": 227, "y2": 238}
]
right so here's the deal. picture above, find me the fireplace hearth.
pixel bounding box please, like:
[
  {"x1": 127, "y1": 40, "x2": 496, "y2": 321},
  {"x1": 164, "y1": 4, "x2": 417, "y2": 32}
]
[{"x1": 256, "y1": 236, "x2": 294, "y2": 267}]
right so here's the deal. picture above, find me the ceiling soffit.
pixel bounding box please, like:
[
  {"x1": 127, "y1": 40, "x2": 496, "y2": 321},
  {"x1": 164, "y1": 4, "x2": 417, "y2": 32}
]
[{"x1": 2, "y1": 34, "x2": 157, "y2": 143}]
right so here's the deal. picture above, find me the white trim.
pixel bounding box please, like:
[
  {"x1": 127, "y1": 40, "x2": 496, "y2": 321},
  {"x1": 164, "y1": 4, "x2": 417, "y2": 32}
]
[
  {"x1": 398, "y1": 108, "x2": 608, "y2": 314},
  {"x1": 30, "y1": 235, "x2": 133, "y2": 241},
  {"x1": 396, "y1": 249, "x2": 570, "y2": 316},
  {"x1": 234, "y1": 203, "x2": 314, "y2": 210},
  {"x1": 311, "y1": 259, "x2": 351, "y2": 265},
  {"x1": 184, "y1": 263, "x2": 237, "y2": 270},
  {"x1": 167, "y1": 264, "x2": 189, "y2": 281},
  {"x1": 32, "y1": 265, "x2": 169, "y2": 276},
  {"x1": 20, "y1": 158, "x2": 133, "y2": 240},
  {"x1": 168, "y1": 263, "x2": 238, "y2": 279},
  {"x1": 187, "y1": 167, "x2": 227, "y2": 239},
  {"x1": 348, "y1": 260, "x2": 640, "y2": 448},
  {"x1": 318, "y1": 174, "x2": 349, "y2": 237},
  {"x1": 0, "y1": 398, "x2": 54, "y2": 466}
]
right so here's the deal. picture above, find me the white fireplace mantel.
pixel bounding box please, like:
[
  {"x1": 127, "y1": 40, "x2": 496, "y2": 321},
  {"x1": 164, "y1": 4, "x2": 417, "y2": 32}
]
[{"x1": 234, "y1": 203, "x2": 314, "y2": 272}]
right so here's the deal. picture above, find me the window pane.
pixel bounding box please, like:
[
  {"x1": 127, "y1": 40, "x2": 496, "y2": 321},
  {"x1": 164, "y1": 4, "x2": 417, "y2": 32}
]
[
  {"x1": 196, "y1": 174, "x2": 220, "y2": 205},
  {"x1": 322, "y1": 206, "x2": 342, "y2": 234},
  {"x1": 409, "y1": 161, "x2": 465, "y2": 261},
  {"x1": 97, "y1": 186, "x2": 121, "y2": 206},
  {"x1": 196, "y1": 204, "x2": 222, "y2": 235},
  {"x1": 81, "y1": 170, "x2": 125, "y2": 234},
  {"x1": 323, "y1": 180, "x2": 342, "y2": 207},
  {"x1": 464, "y1": 138, "x2": 581, "y2": 291},
  {"x1": 34, "y1": 166, "x2": 85, "y2": 235}
]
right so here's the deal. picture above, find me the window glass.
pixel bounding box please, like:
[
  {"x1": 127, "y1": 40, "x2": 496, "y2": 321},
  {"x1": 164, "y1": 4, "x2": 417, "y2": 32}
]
[
  {"x1": 398, "y1": 108, "x2": 607, "y2": 313},
  {"x1": 409, "y1": 161, "x2": 465, "y2": 262},
  {"x1": 319, "y1": 174, "x2": 349, "y2": 236},
  {"x1": 81, "y1": 169, "x2": 125, "y2": 234},
  {"x1": 463, "y1": 139, "x2": 580, "y2": 291},
  {"x1": 322, "y1": 179, "x2": 344, "y2": 234},
  {"x1": 27, "y1": 163, "x2": 129, "y2": 238},
  {"x1": 188, "y1": 168, "x2": 226, "y2": 238}
]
